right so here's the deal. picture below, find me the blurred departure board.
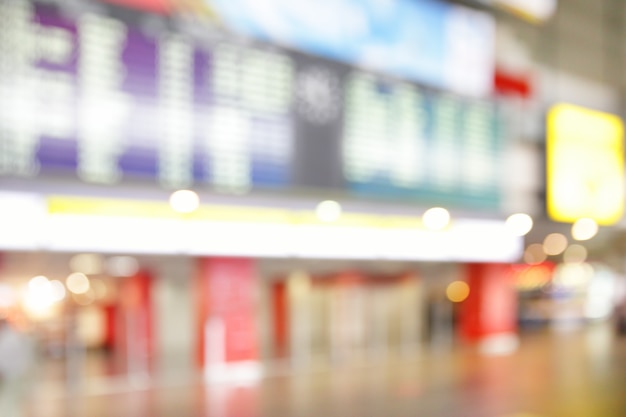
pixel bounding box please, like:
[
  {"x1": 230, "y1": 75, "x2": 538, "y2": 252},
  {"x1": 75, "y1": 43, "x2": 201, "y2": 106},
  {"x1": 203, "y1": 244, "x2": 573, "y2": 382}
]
[
  {"x1": 0, "y1": 0, "x2": 504, "y2": 208},
  {"x1": 0, "y1": 0, "x2": 293, "y2": 191},
  {"x1": 343, "y1": 74, "x2": 502, "y2": 205}
]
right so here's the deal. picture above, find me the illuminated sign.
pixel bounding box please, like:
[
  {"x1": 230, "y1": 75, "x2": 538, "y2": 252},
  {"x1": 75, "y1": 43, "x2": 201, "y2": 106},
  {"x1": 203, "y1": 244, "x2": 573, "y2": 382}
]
[
  {"x1": 547, "y1": 104, "x2": 624, "y2": 225},
  {"x1": 343, "y1": 75, "x2": 502, "y2": 207},
  {"x1": 0, "y1": 1, "x2": 293, "y2": 191},
  {"x1": 200, "y1": 0, "x2": 495, "y2": 97},
  {"x1": 0, "y1": 0, "x2": 505, "y2": 209},
  {"x1": 0, "y1": 193, "x2": 522, "y2": 261}
]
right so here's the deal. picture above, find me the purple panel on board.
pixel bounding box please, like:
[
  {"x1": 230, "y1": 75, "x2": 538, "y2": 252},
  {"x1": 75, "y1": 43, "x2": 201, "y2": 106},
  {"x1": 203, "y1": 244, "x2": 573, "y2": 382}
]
[
  {"x1": 17, "y1": 3, "x2": 294, "y2": 189},
  {"x1": 118, "y1": 145, "x2": 158, "y2": 177},
  {"x1": 193, "y1": 50, "x2": 211, "y2": 182},
  {"x1": 34, "y1": 6, "x2": 79, "y2": 74},
  {"x1": 122, "y1": 26, "x2": 158, "y2": 97},
  {"x1": 37, "y1": 137, "x2": 78, "y2": 169}
]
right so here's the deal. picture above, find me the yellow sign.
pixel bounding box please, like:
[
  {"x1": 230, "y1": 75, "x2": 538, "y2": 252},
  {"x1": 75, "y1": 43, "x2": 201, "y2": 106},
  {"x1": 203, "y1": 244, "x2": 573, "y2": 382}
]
[
  {"x1": 48, "y1": 196, "x2": 178, "y2": 218},
  {"x1": 547, "y1": 104, "x2": 624, "y2": 225},
  {"x1": 46, "y1": 196, "x2": 428, "y2": 229}
]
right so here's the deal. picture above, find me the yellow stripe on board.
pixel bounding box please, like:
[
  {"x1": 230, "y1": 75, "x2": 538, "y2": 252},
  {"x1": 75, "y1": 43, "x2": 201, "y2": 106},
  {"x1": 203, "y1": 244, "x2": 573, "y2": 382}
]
[
  {"x1": 187, "y1": 205, "x2": 291, "y2": 223},
  {"x1": 47, "y1": 196, "x2": 177, "y2": 218},
  {"x1": 47, "y1": 196, "x2": 428, "y2": 229}
]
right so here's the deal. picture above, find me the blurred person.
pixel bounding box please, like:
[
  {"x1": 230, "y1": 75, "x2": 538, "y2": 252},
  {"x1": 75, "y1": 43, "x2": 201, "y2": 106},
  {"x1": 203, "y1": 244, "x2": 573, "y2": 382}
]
[{"x1": 0, "y1": 318, "x2": 35, "y2": 417}]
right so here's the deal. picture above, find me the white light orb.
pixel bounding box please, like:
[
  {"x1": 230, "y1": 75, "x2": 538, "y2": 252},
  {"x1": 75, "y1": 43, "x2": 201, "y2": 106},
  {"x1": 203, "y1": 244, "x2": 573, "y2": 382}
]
[
  {"x1": 422, "y1": 207, "x2": 450, "y2": 231},
  {"x1": 49, "y1": 280, "x2": 67, "y2": 302},
  {"x1": 28, "y1": 276, "x2": 50, "y2": 292},
  {"x1": 505, "y1": 213, "x2": 533, "y2": 236},
  {"x1": 571, "y1": 218, "x2": 598, "y2": 241},
  {"x1": 169, "y1": 190, "x2": 200, "y2": 214},
  {"x1": 316, "y1": 200, "x2": 342, "y2": 223},
  {"x1": 66, "y1": 272, "x2": 90, "y2": 295}
]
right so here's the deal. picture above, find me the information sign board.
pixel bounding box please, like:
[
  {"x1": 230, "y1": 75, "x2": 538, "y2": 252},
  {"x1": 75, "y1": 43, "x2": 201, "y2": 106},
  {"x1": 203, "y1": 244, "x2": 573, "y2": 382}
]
[{"x1": 0, "y1": 0, "x2": 504, "y2": 209}]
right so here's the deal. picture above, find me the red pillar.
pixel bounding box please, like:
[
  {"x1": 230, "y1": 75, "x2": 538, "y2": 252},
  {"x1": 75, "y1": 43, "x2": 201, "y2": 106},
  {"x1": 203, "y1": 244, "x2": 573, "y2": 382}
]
[
  {"x1": 271, "y1": 281, "x2": 289, "y2": 358},
  {"x1": 102, "y1": 303, "x2": 117, "y2": 351},
  {"x1": 196, "y1": 257, "x2": 260, "y2": 381},
  {"x1": 459, "y1": 263, "x2": 517, "y2": 346},
  {"x1": 117, "y1": 269, "x2": 154, "y2": 374}
]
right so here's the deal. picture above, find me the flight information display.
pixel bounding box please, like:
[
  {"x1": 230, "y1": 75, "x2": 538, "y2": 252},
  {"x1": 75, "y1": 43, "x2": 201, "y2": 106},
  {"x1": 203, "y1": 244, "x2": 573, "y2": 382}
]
[
  {"x1": 0, "y1": 0, "x2": 293, "y2": 191},
  {"x1": 0, "y1": 0, "x2": 504, "y2": 209},
  {"x1": 343, "y1": 74, "x2": 501, "y2": 205}
]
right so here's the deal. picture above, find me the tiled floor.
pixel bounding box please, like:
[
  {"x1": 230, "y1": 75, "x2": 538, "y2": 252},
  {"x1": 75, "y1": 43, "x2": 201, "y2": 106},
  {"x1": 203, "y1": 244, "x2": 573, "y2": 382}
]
[{"x1": 15, "y1": 323, "x2": 626, "y2": 417}]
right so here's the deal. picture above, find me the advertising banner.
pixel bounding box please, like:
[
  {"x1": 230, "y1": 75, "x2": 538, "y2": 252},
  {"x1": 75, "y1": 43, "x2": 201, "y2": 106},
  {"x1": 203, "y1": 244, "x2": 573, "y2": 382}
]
[{"x1": 199, "y1": 0, "x2": 495, "y2": 97}]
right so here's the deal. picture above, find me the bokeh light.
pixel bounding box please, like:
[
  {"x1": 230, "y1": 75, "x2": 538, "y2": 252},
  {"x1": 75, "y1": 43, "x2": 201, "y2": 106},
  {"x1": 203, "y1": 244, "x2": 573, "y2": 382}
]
[
  {"x1": 316, "y1": 200, "x2": 342, "y2": 223},
  {"x1": 543, "y1": 233, "x2": 568, "y2": 256},
  {"x1": 423, "y1": 207, "x2": 450, "y2": 231},
  {"x1": 446, "y1": 281, "x2": 470, "y2": 303},
  {"x1": 29, "y1": 275, "x2": 51, "y2": 293},
  {"x1": 515, "y1": 265, "x2": 553, "y2": 290},
  {"x1": 505, "y1": 213, "x2": 533, "y2": 236},
  {"x1": 571, "y1": 218, "x2": 598, "y2": 241},
  {"x1": 106, "y1": 256, "x2": 140, "y2": 277},
  {"x1": 524, "y1": 244, "x2": 547, "y2": 265},
  {"x1": 169, "y1": 189, "x2": 200, "y2": 214},
  {"x1": 50, "y1": 280, "x2": 67, "y2": 303},
  {"x1": 66, "y1": 272, "x2": 90, "y2": 295},
  {"x1": 555, "y1": 263, "x2": 594, "y2": 288},
  {"x1": 563, "y1": 244, "x2": 588, "y2": 264},
  {"x1": 24, "y1": 276, "x2": 56, "y2": 318},
  {"x1": 73, "y1": 289, "x2": 96, "y2": 306},
  {"x1": 69, "y1": 253, "x2": 104, "y2": 275}
]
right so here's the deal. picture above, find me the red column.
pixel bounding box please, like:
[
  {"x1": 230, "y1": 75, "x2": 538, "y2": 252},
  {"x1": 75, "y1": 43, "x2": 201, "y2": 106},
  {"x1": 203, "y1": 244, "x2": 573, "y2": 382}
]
[
  {"x1": 117, "y1": 269, "x2": 154, "y2": 374},
  {"x1": 459, "y1": 263, "x2": 517, "y2": 345},
  {"x1": 102, "y1": 303, "x2": 117, "y2": 352},
  {"x1": 271, "y1": 281, "x2": 289, "y2": 358},
  {"x1": 196, "y1": 257, "x2": 260, "y2": 381}
]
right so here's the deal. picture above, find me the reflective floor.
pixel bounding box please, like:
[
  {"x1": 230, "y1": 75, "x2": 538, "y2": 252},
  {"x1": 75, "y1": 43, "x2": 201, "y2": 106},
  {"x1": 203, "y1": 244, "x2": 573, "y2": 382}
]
[{"x1": 18, "y1": 323, "x2": 626, "y2": 417}]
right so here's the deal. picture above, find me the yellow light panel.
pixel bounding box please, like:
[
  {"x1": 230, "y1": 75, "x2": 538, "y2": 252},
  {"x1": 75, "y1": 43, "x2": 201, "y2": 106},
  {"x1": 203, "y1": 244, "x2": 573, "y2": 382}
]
[
  {"x1": 547, "y1": 104, "x2": 624, "y2": 225},
  {"x1": 46, "y1": 196, "x2": 413, "y2": 227}
]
